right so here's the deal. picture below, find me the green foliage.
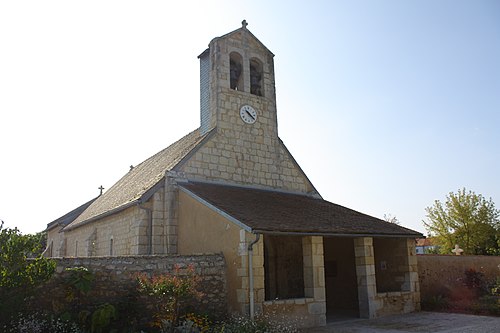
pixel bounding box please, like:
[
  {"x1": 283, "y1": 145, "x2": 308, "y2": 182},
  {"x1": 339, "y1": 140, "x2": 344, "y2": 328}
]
[
  {"x1": 0, "y1": 221, "x2": 56, "y2": 325},
  {"x1": 0, "y1": 221, "x2": 55, "y2": 289},
  {"x1": 423, "y1": 188, "x2": 500, "y2": 255},
  {"x1": 137, "y1": 264, "x2": 203, "y2": 331},
  {"x1": 464, "y1": 268, "x2": 488, "y2": 295},
  {"x1": 469, "y1": 295, "x2": 500, "y2": 316},
  {"x1": 91, "y1": 303, "x2": 117, "y2": 333},
  {"x1": 490, "y1": 277, "x2": 500, "y2": 296},
  {"x1": 65, "y1": 266, "x2": 95, "y2": 295}
]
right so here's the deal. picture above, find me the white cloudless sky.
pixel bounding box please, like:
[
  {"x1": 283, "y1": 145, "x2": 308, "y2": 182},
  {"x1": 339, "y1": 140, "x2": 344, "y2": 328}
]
[{"x1": 1, "y1": 0, "x2": 499, "y2": 235}]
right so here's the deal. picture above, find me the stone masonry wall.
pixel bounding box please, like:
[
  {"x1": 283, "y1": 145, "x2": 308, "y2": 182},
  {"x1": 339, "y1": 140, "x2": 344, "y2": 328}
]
[
  {"x1": 355, "y1": 237, "x2": 420, "y2": 319},
  {"x1": 33, "y1": 254, "x2": 227, "y2": 320},
  {"x1": 418, "y1": 255, "x2": 500, "y2": 302},
  {"x1": 180, "y1": 132, "x2": 312, "y2": 193}
]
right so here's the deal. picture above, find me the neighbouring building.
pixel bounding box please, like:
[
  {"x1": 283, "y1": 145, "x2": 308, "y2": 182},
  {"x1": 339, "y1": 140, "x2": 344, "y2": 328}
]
[
  {"x1": 46, "y1": 22, "x2": 423, "y2": 328},
  {"x1": 416, "y1": 237, "x2": 438, "y2": 254}
]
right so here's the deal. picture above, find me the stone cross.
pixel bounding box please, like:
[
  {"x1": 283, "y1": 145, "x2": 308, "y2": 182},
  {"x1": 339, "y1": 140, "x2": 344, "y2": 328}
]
[
  {"x1": 452, "y1": 244, "x2": 464, "y2": 256},
  {"x1": 98, "y1": 185, "x2": 104, "y2": 195},
  {"x1": 242, "y1": 20, "x2": 248, "y2": 28}
]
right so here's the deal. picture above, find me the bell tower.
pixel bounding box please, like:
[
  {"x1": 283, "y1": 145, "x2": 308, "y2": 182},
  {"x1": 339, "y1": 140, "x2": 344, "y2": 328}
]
[{"x1": 198, "y1": 21, "x2": 277, "y2": 138}]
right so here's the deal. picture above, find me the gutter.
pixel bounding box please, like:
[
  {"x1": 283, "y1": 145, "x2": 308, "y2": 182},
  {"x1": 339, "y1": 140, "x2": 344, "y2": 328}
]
[
  {"x1": 248, "y1": 232, "x2": 260, "y2": 320},
  {"x1": 252, "y1": 230, "x2": 423, "y2": 238}
]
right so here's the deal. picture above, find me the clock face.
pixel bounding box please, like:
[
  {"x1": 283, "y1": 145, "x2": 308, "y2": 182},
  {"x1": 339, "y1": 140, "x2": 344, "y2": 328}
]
[{"x1": 240, "y1": 105, "x2": 257, "y2": 124}]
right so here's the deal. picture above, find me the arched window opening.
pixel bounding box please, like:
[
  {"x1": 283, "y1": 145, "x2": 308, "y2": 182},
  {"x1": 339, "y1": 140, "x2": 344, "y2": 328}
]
[
  {"x1": 250, "y1": 58, "x2": 263, "y2": 96},
  {"x1": 230, "y1": 52, "x2": 243, "y2": 91}
]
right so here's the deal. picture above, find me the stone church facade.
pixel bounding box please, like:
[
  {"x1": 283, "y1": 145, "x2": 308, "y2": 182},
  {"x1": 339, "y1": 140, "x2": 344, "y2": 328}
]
[{"x1": 46, "y1": 22, "x2": 422, "y2": 328}]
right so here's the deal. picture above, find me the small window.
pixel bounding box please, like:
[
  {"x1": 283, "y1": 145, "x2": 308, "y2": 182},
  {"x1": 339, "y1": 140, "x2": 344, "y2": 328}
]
[
  {"x1": 230, "y1": 52, "x2": 243, "y2": 91},
  {"x1": 109, "y1": 237, "x2": 114, "y2": 256},
  {"x1": 250, "y1": 58, "x2": 263, "y2": 96}
]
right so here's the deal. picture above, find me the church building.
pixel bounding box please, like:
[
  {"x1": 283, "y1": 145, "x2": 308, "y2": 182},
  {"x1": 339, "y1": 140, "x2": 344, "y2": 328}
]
[{"x1": 46, "y1": 22, "x2": 422, "y2": 328}]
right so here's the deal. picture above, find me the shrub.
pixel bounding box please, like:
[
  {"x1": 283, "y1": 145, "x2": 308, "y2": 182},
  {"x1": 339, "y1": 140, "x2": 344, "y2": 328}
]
[
  {"x1": 137, "y1": 264, "x2": 203, "y2": 331},
  {"x1": 464, "y1": 268, "x2": 488, "y2": 296},
  {"x1": 0, "y1": 222, "x2": 56, "y2": 325}
]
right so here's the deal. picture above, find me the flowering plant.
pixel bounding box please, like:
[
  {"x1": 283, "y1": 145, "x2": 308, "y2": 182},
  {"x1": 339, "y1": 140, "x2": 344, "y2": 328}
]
[{"x1": 137, "y1": 264, "x2": 203, "y2": 331}]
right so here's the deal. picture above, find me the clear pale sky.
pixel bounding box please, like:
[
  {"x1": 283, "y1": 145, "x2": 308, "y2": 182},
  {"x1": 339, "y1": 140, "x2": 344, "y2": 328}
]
[{"x1": 1, "y1": 1, "x2": 499, "y2": 235}]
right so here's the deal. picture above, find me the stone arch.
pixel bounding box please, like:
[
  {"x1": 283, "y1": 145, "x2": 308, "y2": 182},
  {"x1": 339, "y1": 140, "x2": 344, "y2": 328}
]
[
  {"x1": 250, "y1": 57, "x2": 263, "y2": 96},
  {"x1": 230, "y1": 52, "x2": 243, "y2": 91}
]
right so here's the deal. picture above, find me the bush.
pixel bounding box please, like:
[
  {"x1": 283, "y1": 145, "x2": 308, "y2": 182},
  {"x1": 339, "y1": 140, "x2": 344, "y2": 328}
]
[
  {"x1": 0, "y1": 222, "x2": 56, "y2": 325},
  {"x1": 137, "y1": 264, "x2": 203, "y2": 331}
]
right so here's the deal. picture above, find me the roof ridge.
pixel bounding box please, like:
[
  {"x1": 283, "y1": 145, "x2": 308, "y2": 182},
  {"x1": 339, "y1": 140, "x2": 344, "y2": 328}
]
[{"x1": 64, "y1": 128, "x2": 208, "y2": 231}]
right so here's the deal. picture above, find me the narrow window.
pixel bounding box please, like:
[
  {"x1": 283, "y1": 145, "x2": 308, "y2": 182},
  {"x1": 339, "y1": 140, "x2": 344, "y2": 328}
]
[
  {"x1": 230, "y1": 52, "x2": 243, "y2": 91},
  {"x1": 109, "y1": 237, "x2": 114, "y2": 256},
  {"x1": 250, "y1": 58, "x2": 263, "y2": 96},
  {"x1": 75, "y1": 241, "x2": 78, "y2": 257}
]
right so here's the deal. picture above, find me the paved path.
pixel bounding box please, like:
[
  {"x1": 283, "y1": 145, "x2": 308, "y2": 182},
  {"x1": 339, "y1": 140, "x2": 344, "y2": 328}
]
[{"x1": 304, "y1": 312, "x2": 500, "y2": 332}]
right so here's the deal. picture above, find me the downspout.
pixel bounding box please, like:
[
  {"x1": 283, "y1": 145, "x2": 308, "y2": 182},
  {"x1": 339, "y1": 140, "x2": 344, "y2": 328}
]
[
  {"x1": 138, "y1": 203, "x2": 153, "y2": 255},
  {"x1": 248, "y1": 232, "x2": 260, "y2": 320}
]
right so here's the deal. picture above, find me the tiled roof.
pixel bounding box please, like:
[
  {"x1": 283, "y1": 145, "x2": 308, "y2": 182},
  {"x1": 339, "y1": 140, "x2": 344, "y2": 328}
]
[
  {"x1": 65, "y1": 129, "x2": 209, "y2": 230},
  {"x1": 416, "y1": 238, "x2": 434, "y2": 247},
  {"x1": 180, "y1": 182, "x2": 423, "y2": 237},
  {"x1": 46, "y1": 197, "x2": 98, "y2": 231}
]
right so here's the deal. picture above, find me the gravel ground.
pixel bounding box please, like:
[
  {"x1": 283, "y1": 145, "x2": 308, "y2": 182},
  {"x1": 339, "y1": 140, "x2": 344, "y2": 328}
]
[{"x1": 303, "y1": 312, "x2": 500, "y2": 333}]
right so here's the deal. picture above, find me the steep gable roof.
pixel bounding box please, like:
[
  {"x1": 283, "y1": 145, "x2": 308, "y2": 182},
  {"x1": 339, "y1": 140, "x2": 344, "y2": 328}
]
[
  {"x1": 211, "y1": 22, "x2": 274, "y2": 57},
  {"x1": 46, "y1": 196, "x2": 99, "y2": 232},
  {"x1": 64, "y1": 128, "x2": 211, "y2": 231},
  {"x1": 180, "y1": 181, "x2": 423, "y2": 238}
]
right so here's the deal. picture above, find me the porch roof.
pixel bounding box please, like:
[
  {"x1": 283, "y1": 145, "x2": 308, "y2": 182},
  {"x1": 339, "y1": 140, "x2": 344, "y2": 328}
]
[{"x1": 179, "y1": 182, "x2": 423, "y2": 238}]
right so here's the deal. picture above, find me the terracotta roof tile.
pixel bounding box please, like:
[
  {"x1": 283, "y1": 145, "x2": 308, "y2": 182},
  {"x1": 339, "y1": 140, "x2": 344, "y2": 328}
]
[{"x1": 180, "y1": 182, "x2": 422, "y2": 237}]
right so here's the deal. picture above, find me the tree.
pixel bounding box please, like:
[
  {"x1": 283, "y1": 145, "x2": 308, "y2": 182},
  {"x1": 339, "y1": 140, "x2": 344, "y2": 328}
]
[
  {"x1": 0, "y1": 221, "x2": 56, "y2": 324},
  {"x1": 384, "y1": 213, "x2": 400, "y2": 225},
  {"x1": 423, "y1": 188, "x2": 500, "y2": 255}
]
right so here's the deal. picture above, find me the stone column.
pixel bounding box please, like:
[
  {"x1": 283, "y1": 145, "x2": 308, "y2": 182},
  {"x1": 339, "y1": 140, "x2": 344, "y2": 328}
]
[
  {"x1": 302, "y1": 236, "x2": 326, "y2": 326},
  {"x1": 354, "y1": 237, "x2": 377, "y2": 318},
  {"x1": 151, "y1": 189, "x2": 166, "y2": 254},
  {"x1": 406, "y1": 238, "x2": 421, "y2": 310},
  {"x1": 165, "y1": 176, "x2": 179, "y2": 254},
  {"x1": 236, "y1": 231, "x2": 265, "y2": 316}
]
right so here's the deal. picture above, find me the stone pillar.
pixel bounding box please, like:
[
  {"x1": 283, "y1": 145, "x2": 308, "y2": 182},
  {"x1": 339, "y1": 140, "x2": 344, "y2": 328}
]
[
  {"x1": 165, "y1": 176, "x2": 179, "y2": 254},
  {"x1": 354, "y1": 237, "x2": 377, "y2": 318},
  {"x1": 131, "y1": 207, "x2": 149, "y2": 255},
  {"x1": 236, "y1": 231, "x2": 265, "y2": 315},
  {"x1": 151, "y1": 189, "x2": 166, "y2": 254},
  {"x1": 302, "y1": 236, "x2": 326, "y2": 326},
  {"x1": 406, "y1": 238, "x2": 421, "y2": 310}
]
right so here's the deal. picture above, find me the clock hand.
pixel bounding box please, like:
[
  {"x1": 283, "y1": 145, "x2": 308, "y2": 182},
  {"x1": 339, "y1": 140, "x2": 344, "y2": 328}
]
[{"x1": 245, "y1": 110, "x2": 255, "y2": 120}]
